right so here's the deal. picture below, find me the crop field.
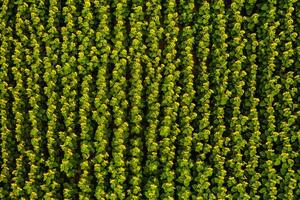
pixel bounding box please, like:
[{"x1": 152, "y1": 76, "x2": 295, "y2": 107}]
[{"x1": 0, "y1": 0, "x2": 300, "y2": 199}]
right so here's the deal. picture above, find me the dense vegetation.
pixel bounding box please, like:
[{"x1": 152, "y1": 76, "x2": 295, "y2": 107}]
[{"x1": 0, "y1": 0, "x2": 300, "y2": 199}]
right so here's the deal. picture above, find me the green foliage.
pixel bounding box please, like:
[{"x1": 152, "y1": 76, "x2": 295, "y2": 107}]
[{"x1": 0, "y1": 0, "x2": 300, "y2": 199}]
